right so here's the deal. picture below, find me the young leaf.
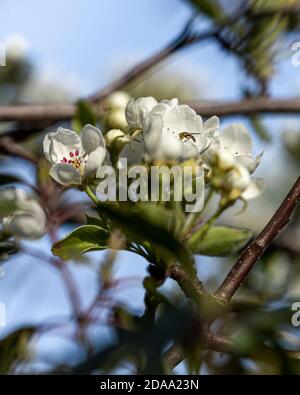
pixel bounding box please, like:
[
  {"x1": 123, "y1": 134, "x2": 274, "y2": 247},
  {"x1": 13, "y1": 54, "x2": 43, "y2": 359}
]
[
  {"x1": 188, "y1": 226, "x2": 252, "y2": 257},
  {"x1": 72, "y1": 100, "x2": 97, "y2": 132},
  {"x1": 0, "y1": 241, "x2": 19, "y2": 259},
  {"x1": 0, "y1": 327, "x2": 35, "y2": 374},
  {"x1": 188, "y1": 0, "x2": 224, "y2": 20},
  {"x1": 86, "y1": 214, "x2": 106, "y2": 228},
  {"x1": 52, "y1": 225, "x2": 109, "y2": 261},
  {"x1": 99, "y1": 203, "x2": 194, "y2": 272}
]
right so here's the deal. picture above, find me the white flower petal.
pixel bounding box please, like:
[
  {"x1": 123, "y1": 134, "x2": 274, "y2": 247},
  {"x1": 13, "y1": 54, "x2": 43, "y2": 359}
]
[
  {"x1": 84, "y1": 146, "x2": 107, "y2": 178},
  {"x1": 43, "y1": 133, "x2": 52, "y2": 162},
  {"x1": 236, "y1": 151, "x2": 263, "y2": 174},
  {"x1": 49, "y1": 163, "x2": 81, "y2": 186},
  {"x1": 159, "y1": 131, "x2": 184, "y2": 160},
  {"x1": 48, "y1": 127, "x2": 82, "y2": 164},
  {"x1": 81, "y1": 124, "x2": 105, "y2": 154},
  {"x1": 242, "y1": 178, "x2": 264, "y2": 200},
  {"x1": 225, "y1": 164, "x2": 251, "y2": 191},
  {"x1": 149, "y1": 98, "x2": 178, "y2": 117},
  {"x1": 203, "y1": 116, "x2": 220, "y2": 137},
  {"x1": 219, "y1": 124, "x2": 253, "y2": 156},
  {"x1": 125, "y1": 97, "x2": 158, "y2": 129},
  {"x1": 119, "y1": 133, "x2": 144, "y2": 166},
  {"x1": 180, "y1": 140, "x2": 199, "y2": 160},
  {"x1": 163, "y1": 104, "x2": 203, "y2": 136}
]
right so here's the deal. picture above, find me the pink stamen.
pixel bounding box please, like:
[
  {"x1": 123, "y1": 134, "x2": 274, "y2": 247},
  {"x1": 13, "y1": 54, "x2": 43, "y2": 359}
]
[
  {"x1": 75, "y1": 150, "x2": 79, "y2": 156},
  {"x1": 70, "y1": 152, "x2": 74, "y2": 158}
]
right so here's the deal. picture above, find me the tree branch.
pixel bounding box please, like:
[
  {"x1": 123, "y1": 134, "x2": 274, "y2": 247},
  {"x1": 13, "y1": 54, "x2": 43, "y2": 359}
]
[
  {"x1": 2, "y1": 98, "x2": 300, "y2": 127},
  {"x1": 215, "y1": 175, "x2": 300, "y2": 303},
  {"x1": 164, "y1": 332, "x2": 300, "y2": 370}
]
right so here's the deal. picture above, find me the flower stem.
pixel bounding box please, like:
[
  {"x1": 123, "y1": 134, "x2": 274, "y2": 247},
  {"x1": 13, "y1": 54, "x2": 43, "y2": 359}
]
[
  {"x1": 85, "y1": 185, "x2": 99, "y2": 206},
  {"x1": 183, "y1": 187, "x2": 214, "y2": 235},
  {"x1": 188, "y1": 203, "x2": 228, "y2": 245}
]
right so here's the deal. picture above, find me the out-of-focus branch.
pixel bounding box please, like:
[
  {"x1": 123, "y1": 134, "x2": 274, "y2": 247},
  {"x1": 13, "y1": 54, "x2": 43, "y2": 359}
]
[
  {"x1": 2, "y1": 98, "x2": 300, "y2": 126},
  {"x1": 0, "y1": 136, "x2": 38, "y2": 163},
  {"x1": 215, "y1": 175, "x2": 300, "y2": 303},
  {"x1": 87, "y1": 19, "x2": 217, "y2": 104},
  {"x1": 164, "y1": 332, "x2": 300, "y2": 370},
  {"x1": 0, "y1": 104, "x2": 75, "y2": 122},
  {"x1": 187, "y1": 98, "x2": 300, "y2": 117}
]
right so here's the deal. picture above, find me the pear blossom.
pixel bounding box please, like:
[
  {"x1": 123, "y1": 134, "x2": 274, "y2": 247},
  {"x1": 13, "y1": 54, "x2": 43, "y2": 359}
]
[
  {"x1": 141, "y1": 98, "x2": 219, "y2": 161},
  {"x1": 206, "y1": 123, "x2": 264, "y2": 201},
  {"x1": 125, "y1": 97, "x2": 158, "y2": 129},
  {"x1": 211, "y1": 123, "x2": 263, "y2": 174},
  {"x1": 43, "y1": 125, "x2": 106, "y2": 186},
  {"x1": 0, "y1": 187, "x2": 46, "y2": 240},
  {"x1": 210, "y1": 149, "x2": 263, "y2": 201}
]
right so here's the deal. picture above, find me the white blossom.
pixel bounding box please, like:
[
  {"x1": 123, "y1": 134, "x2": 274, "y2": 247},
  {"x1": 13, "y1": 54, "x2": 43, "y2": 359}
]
[
  {"x1": 142, "y1": 98, "x2": 219, "y2": 161},
  {"x1": 0, "y1": 187, "x2": 46, "y2": 240},
  {"x1": 125, "y1": 97, "x2": 158, "y2": 129},
  {"x1": 211, "y1": 123, "x2": 263, "y2": 174},
  {"x1": 43, "y1": 125, "x2": 106, "y2": 186},
  {"x1": 222, "y1": 161, "x2": 264, "y2": 201}
]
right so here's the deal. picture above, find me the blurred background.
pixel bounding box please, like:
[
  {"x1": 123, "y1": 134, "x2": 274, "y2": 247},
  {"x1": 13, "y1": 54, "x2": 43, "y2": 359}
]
[{"x1": 0, "y1": 0, "x2": 300, "y2": 374}]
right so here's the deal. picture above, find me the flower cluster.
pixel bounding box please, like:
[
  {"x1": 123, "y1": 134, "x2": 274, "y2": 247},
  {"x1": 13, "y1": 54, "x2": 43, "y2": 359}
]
[{"x1": 43, "y1": 95, "x2": 264, "y2": 203}]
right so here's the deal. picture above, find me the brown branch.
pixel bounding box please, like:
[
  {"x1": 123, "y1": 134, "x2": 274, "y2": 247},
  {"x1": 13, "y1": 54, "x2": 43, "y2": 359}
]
[
  {"x1": 0, "y1": 104, "x2": 75, "y2": 122},
  {"x1": 0, "y1": 137, "x2": 38, "y2": 163},
  {"x1": 186, "y1": 98, "x2": 300, "y2": 117},
  {"x1": 164, "y1": 332, "x2": 300, "y2": 370},
  {"x1": 87, "y1": 18, "x2": 215, "y2": 103},
  {"x1": 164, "y1": 332, "x2": 233, "y2": 370},
  {"x1": 215, "y1": 175, "x2": 300, "y2": 303},
  {"x1": 169, "y1": 265, "x2": 205, "y2": 301},
  {"x1": 1, "y1": 98, "x2": 300, "y2": 127}
]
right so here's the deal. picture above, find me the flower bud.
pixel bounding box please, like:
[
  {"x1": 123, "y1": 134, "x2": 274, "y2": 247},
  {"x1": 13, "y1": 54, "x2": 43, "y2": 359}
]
[
  {"x1": 4, "y1": 34, "x2": 29, "y2": 61},
  {"x1": 105, "y1": 91, "x2": 130, "y2": 111},
  {"x1": 107, "y1": 109, "x2": 128, "y2": 129},
  {"x1": 106, "y1": 129, "x2": 130, "y2": 151}
]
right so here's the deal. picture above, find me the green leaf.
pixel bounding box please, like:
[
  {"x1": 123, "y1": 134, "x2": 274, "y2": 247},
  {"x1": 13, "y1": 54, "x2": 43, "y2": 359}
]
[
  {"x1": 0, "y1": 198, "x2": 18, "y2": 217},
  {"x1": 52, "y1": 225, "x2": 109, "y2": 261},
  {"x1": 188, "y1": 0, "x2": 224, "y2": 20},
  {"x1": 0, "y1": 174, "x2": 22, "y2": 186},
  {"x1": 86, "y1": 214, "x2": 106, "y2": 228},
  {"x1": 283, "y1": 131, "x2": 300, "y2": 163},
  {"x1": 0, "y1": 328, "x2": 35, "y2": 374},
  {"x1": 72, "y1": 100, "x2": 97, "y2": 132},
  {"x1": 0, "y1": 241, "x2": 19, "y2": 260},
  {"x1": 99, "y1": 203, "x2": 194, "y2": 272},
  {"x1": 249, "y1": 116, "x2": 271, "y2": 143},
  {"x1": 188, "y1": 226, "x2": 252, "y2": 257}
]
